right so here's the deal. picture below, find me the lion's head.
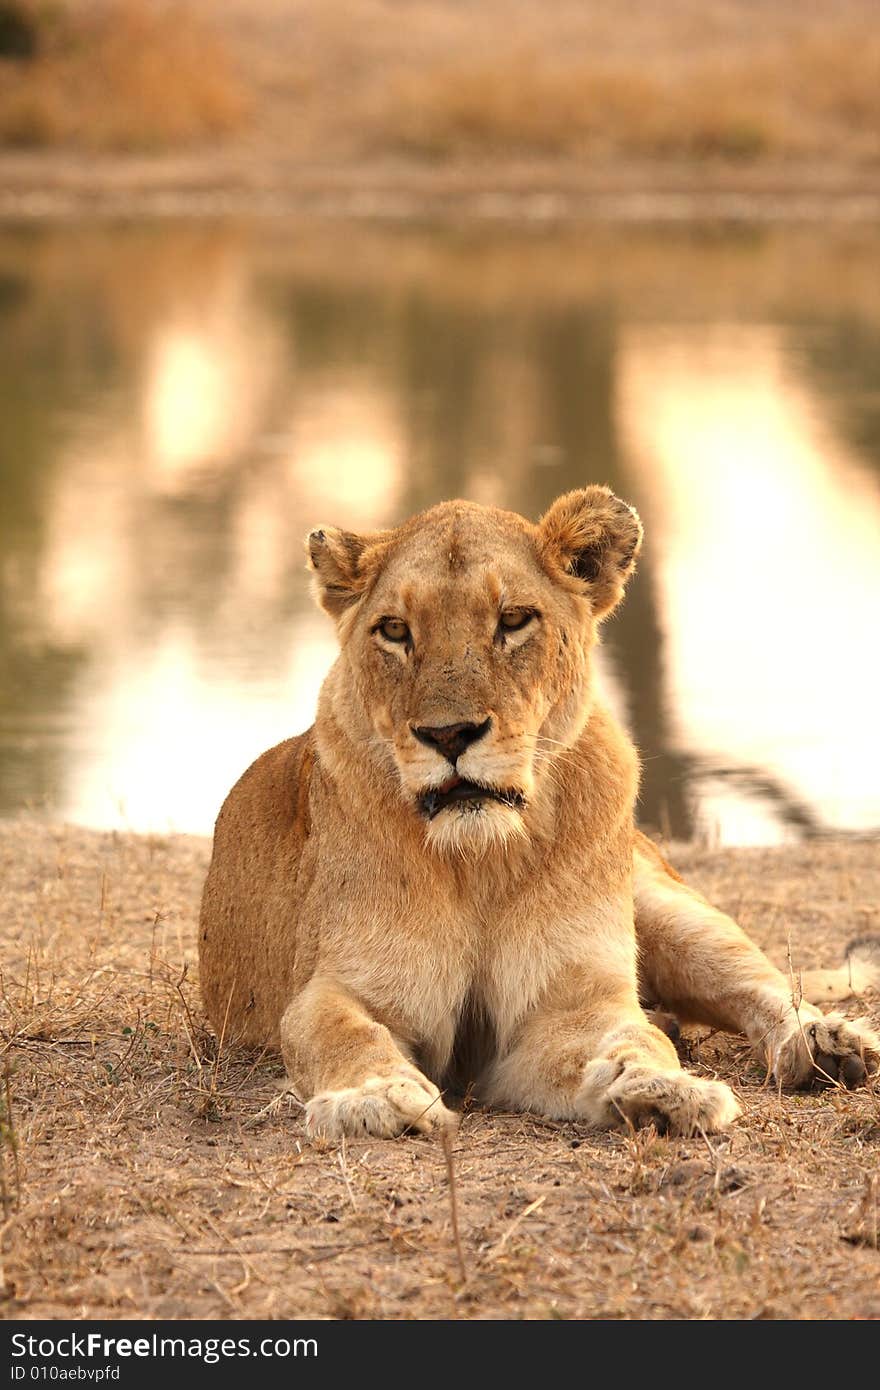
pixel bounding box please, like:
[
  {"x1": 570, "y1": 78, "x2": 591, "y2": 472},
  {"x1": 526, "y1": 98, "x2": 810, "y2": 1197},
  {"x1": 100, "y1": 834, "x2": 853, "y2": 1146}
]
[{"x1": 307, "y1": 488, "x2": 642, "y2": 856}]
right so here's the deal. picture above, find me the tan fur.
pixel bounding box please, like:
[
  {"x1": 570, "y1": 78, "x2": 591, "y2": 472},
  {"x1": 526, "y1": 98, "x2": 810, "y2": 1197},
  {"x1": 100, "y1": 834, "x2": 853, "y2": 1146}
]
[{"x1": 200, "y1": 490, "x2": 879, "y2": 1140}]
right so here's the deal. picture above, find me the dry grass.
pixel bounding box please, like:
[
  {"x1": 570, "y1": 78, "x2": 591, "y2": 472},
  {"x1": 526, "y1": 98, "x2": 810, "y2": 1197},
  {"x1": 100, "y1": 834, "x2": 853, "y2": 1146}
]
[
  {"x1": 376, "y1": 34, "x2": 880, "y2": 163},
  {"x1": 227, "y1": 0, "x2": 880, "y2": 166},
  {"x1": 380, "y1": 58, "x2": 772, "y2": 163},
  {"x1": 1, "y1": 820, "x2": 879, "y2": 1320},
  {"x1": 216, "y1": 0, "x2": 880, "y2": 163},
  {"x1": 0, "y1": 2, "x2": 247, "y2": 150},
  {"x1": 0, "y1": 2, "x2": 878, "y2": 167}
]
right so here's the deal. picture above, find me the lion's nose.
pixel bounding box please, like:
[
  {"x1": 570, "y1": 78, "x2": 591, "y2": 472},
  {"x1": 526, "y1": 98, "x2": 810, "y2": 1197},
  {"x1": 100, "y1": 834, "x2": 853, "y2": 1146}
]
[{"x1": 412, "y1": 718, "x2": 491, "y2": 763}]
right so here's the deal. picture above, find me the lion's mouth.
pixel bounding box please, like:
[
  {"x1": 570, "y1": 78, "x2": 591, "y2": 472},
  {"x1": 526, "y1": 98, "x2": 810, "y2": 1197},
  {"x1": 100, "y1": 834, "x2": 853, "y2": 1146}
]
[{"x1": 417, "y1": 776, "x2": 526, "y2": 820}]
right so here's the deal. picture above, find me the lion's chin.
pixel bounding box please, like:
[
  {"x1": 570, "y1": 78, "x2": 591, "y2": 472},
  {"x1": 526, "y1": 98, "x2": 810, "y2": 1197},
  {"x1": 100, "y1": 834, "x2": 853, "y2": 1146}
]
[{"x1": 423, "y1": 798, "x2": 526, "y2": 860}]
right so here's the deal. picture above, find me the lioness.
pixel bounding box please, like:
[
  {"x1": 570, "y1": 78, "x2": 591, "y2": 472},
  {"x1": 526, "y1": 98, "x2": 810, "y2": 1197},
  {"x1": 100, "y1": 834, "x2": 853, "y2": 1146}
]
[{"x1": 199, "y1": 488, "x2": 879, "y2": 1138}]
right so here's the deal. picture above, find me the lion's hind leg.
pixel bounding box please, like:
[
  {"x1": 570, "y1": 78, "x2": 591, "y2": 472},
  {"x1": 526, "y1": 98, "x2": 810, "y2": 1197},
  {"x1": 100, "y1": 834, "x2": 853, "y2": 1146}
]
[{"x1": 633, "y1": 833, "x2": 880, "y2": 1090}]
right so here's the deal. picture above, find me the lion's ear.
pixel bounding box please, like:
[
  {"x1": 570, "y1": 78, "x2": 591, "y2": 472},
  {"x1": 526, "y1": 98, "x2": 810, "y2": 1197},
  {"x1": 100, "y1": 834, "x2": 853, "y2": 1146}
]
[
  {"x1": 306, "y1": 526, "x2": 391, "y2": 621},
  {"x1": 538, "y1": 487, "x2": 643, "y2": 617}
]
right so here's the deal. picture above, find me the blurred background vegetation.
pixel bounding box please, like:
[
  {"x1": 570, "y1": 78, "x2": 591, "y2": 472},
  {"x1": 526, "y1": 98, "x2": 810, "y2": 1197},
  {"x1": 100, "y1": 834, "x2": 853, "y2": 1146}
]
[
  {"x1": 0, "y1": 1, "x2": 246, "y2": 148},
  {"x1": 0, "y1": 0, "x2": 877, "y2": 163}
]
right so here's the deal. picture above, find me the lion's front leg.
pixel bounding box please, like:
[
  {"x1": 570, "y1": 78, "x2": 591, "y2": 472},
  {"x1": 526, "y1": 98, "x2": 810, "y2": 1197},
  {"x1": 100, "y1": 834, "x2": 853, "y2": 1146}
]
[
  {"x1": 484, "y1": 971, "x2": 740, "y2": 1137},
  {"x1": 280, "y1": 976, "x2": 456, "y2": 1140},
  {"x1": 577, "y1": 1019, "x2": 741, "y2": 1134}
]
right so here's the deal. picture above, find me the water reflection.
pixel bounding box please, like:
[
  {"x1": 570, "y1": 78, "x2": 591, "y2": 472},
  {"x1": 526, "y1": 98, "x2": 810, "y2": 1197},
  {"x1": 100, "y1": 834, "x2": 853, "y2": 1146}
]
[
  {"x1": 0, "y1": 222, "x2": 878, "y2": 843},
  {"x1": 621, "y1": 324, "x2": 880, "y2": 841}
]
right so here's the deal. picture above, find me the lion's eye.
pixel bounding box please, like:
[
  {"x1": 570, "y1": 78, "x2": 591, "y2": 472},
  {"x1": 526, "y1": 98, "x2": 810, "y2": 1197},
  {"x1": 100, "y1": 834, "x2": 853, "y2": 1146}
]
[
  {"x1": 377, "y1": 618, "x2": 410, "y2": 644},
  {"x1": 498, "y1": 609, "x2": 535, "y2": 634}
]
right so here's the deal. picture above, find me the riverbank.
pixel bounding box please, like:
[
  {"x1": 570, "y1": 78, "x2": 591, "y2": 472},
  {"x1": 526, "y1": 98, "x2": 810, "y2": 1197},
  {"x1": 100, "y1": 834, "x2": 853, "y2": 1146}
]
[
  {"x1": 2, "y1": 0, "x2": 880, "y2": 224},
  {"x1": 1, "y1": 819, "x2": 878, "y2": 1320}
]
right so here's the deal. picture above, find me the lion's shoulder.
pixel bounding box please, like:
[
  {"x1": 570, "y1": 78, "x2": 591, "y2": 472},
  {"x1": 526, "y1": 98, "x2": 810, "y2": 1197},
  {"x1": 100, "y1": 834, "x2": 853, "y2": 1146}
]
[{"x1": 212, "y1": 730, "x2": 316, "y2": 857}]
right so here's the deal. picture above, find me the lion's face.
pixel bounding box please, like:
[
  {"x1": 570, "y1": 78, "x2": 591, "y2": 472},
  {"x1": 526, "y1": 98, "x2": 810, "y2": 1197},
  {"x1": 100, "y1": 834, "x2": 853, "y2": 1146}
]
[{"x1": 308, "y1": 489, "x2": 642, "y2": 856}]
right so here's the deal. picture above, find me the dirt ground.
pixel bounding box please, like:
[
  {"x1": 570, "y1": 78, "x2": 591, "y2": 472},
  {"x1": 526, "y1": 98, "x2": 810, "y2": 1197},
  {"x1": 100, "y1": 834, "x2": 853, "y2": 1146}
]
[{"x1": 0, "y1": 820, "x2": 878, "y2": 1321}]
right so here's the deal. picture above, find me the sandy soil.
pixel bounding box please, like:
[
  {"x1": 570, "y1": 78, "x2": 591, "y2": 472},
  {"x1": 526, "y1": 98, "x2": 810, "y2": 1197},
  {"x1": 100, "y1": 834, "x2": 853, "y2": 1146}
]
[{"x1": 0, "y1": 819, "x2": 878, "y2": 1321}]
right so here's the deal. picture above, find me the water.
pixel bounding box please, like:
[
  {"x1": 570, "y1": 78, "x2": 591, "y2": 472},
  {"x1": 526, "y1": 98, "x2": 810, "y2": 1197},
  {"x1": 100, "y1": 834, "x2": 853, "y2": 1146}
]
[{"x1": 1, "y1": 219, "x2": 878, "y2": 844}]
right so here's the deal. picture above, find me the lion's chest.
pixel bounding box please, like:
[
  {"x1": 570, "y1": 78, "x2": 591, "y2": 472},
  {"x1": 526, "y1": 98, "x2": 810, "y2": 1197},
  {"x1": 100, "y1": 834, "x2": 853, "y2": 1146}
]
[{"x1": 326, "y1": 890, "x2": 605, "y2": 1072}]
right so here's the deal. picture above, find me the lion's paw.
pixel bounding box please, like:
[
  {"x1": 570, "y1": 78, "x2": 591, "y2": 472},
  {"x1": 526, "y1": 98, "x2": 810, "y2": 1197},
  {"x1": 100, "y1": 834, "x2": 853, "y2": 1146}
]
[
  {"x1": 578, "y1": 1060, "x2": 740, "y2": 1137},
  {"x1": 770, "y1": 1012, "x2": 880, "y2": 1089},
  {"x1": 305, "y1": 1071, "x2": 457, "y2": 1140}
]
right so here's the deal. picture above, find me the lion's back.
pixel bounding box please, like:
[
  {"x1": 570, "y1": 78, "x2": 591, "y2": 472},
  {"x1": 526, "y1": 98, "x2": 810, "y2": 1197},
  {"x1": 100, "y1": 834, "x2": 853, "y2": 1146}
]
[{"x1": 199, "y1": 731, "x2": 315, "y2": 1047}]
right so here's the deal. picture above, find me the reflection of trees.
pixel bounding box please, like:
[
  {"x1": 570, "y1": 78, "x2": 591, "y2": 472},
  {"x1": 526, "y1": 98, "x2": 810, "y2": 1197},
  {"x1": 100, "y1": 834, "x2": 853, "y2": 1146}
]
[
  {"x1": 787, "y1": 317, "x2": 880, "y2": 480},
  {"x1": 264, "y1": 279, "x2": 493, "y2": 511},
  {"x1": 5, "y1": 223, "x2": 875, "y2": 835},
  {"x1": 394, "y1": 293, "x2": 490, "y2": 512},
  {"x1": 609, "y1": 557, "x2": 696, "y2": 840},
  {"x1": 0, "y1": 264, "x2": 93, "y2": 814},
  {"x1": 129, "y1": 471, "x2": 257, "y2": 629},
  {"x1": 0, "y1": 235, "x2": 250, "y2": 812},
  {"x1": 530, "y1": 303, "x2": 697, "y2": 838},
  {"x1": 0, "y1": 230, "x2": 695, "y2": 833},
  {"x1": 0, "y1": 642, "x2": 83, "y2": 816}
]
